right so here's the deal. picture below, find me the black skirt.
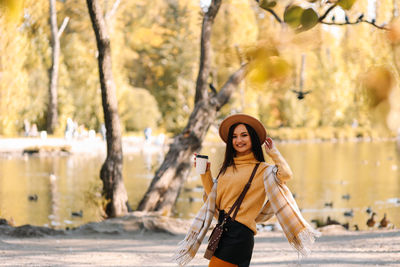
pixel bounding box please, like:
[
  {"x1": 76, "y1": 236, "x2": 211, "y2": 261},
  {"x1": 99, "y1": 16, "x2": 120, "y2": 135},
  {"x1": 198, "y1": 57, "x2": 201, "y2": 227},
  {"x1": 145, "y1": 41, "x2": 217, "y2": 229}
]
[{"x1": 213, "y1": 211, "x2": 255, "y2": 267}]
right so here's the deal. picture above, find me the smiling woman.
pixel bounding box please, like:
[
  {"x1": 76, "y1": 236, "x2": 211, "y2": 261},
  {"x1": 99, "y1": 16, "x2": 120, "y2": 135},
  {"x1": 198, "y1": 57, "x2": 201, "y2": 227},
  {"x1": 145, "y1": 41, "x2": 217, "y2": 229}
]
[{"x1": 174, "y1": 113, "x2": 319, "y2": 267}]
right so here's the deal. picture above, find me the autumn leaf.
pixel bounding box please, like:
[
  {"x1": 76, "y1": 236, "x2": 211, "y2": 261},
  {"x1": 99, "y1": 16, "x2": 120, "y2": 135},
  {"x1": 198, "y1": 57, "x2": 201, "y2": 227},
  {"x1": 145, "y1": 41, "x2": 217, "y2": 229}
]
[
  {"x1": 259, "y1": 0, "x2": 277, "y2": 10},
  {"x1": 362, "y1": 66, "x2": 394, "y2": 107},
  {"x1": 244, "y1": 45, "x2": 279, "y2": 62},
  {"x1": 299, "y1": 8, "x2": 319, "y2": 31},
  {"x1": 387, "y1": 18, "x2": 400, "y2": 44},
  {"x1": 284, "y1": 5, "x2": 303, "y2": 29},
  {"x1": 337, "y1": 0, "x2": 357, "y2": 10},
  {"x1": 246, "y1": 45, "x2": 291, "y2": 88},
  {"x1": 284, "y1": 6, "x2": 319, "y2": 32}
]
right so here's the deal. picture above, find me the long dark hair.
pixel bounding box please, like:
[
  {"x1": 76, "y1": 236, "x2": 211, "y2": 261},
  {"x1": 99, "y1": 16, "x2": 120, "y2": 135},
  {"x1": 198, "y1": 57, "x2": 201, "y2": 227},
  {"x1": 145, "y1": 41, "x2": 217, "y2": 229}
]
[{"x1": 218, "y1": 123, "x2": 265, "y2": 176}]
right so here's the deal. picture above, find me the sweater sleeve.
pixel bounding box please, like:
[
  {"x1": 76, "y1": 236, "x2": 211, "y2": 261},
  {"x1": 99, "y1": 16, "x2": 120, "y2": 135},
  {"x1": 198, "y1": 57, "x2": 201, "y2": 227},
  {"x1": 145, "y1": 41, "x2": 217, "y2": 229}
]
[
  {"x1": 266, "y1": 147, "x2": 293, "y2": 182},
  {"x1": 200, "y1": 169, "x2": 213, "y2": 196}
]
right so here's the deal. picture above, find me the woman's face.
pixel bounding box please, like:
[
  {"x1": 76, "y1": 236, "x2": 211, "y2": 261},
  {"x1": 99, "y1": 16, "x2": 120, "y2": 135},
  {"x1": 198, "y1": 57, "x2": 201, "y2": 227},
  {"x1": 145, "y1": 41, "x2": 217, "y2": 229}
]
[{"x1": 232, "y1": 124, "x2": 252, "y2": 156}]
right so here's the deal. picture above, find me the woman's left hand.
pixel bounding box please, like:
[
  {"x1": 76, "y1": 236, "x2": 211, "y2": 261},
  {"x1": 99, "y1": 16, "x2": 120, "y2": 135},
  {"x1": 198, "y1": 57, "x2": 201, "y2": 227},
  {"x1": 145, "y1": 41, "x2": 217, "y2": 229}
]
[{"x1": 264, "y1": 137, "x2": 274, "y2": 153}]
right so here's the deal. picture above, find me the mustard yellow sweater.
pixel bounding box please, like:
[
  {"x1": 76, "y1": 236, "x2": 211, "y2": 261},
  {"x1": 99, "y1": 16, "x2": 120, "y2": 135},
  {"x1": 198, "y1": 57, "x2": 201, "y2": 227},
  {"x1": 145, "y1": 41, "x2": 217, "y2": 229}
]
[{"x1": 201, "y1": 147, "x2": 293, "y2": 234}]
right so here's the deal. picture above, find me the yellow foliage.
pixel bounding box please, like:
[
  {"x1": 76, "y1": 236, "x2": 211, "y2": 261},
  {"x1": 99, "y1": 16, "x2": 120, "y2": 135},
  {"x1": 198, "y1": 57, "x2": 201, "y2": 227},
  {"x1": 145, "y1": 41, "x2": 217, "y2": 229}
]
[
  {"x1": 131, "y1": 26, "x2": 165, "y2": 47},
  {"x1": 211, "y1": 0, "x2": 258, "y2": 86},
  {"x1": 362, "y1": 66, "x2": 394, "y2": 107},
  {"x1": 0, "y1": 15, "x2": 29, "y2": 135},
  {"x1": 247, "y1": 56, "x2": 291, "y2": 86},
  {"x1": 0, "y1": 0, "x2": 23, "y2": 22},
  {"x1": 117, "y1": 86, "x2": 161, "y2": 132},
  {"x1": 387, "y1": 18, "x2": 400, "y2": 45},
  {"x1": 244, "y1": 44, "x2": 291, "y2": 89},
  {"x1": 244, "y1": 44, "x2": 279, "y2": 61},
  {"x1": 213, "y1": 0, "x2": 258, "y2": 48},
  {"x1": 0, "y1": 0, "x2": 398, "y2": 137}
]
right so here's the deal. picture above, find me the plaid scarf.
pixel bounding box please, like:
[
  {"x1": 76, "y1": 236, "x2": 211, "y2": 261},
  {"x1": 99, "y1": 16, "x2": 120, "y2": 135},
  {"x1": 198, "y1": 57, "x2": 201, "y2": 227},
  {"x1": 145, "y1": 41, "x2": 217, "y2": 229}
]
[{"x1": 173, "y1": 164, "x2": 320, "y2": 266}]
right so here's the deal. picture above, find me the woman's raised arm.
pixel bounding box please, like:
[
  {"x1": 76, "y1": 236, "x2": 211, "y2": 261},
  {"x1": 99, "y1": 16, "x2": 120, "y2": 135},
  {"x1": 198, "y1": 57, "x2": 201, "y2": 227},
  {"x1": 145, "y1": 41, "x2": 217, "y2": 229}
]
[{"x1": 264, "y1": 138, "x2": 293, "y2": 182}]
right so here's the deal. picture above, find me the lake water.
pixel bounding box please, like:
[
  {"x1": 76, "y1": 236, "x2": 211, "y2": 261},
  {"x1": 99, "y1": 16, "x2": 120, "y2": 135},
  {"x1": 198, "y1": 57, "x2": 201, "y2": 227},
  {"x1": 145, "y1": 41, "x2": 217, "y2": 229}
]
[{"x1": 1, "y1": 141, "x2": 399, "y2": 230}]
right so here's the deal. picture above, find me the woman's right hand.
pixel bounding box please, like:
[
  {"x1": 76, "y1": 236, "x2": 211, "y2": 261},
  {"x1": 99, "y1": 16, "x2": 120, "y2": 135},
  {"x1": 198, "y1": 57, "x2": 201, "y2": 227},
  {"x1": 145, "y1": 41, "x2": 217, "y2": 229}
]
[{"x1": 194, "y1": 154, "x2": 211, "y2": 171}]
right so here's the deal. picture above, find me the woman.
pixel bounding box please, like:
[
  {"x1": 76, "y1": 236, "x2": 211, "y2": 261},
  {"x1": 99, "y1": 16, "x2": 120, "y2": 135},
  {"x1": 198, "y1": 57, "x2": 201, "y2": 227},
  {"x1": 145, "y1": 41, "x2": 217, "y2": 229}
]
[{"x1": 174, "y1": 114, "x2": 319, "y2": 267}]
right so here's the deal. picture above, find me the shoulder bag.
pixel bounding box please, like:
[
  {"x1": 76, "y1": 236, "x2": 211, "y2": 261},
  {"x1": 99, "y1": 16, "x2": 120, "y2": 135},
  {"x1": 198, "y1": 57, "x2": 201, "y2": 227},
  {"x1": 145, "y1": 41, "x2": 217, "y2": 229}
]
[{"x1": 204, "y1": 163, "x2": 260, "y2": 260}]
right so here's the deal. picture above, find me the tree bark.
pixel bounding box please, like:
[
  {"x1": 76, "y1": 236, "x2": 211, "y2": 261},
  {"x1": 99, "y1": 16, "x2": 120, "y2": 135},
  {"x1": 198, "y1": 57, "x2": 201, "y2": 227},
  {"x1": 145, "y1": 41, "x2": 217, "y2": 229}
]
[
  {"x1": 86, "y1": 0, "x2": 128, "y2": 218},
  {"x1": 194, "y1": 0, "x2": 221, "y2": 103},
  {"x1": 47, "y1": 0, "x2": 60, "y2": 134},
  {"x1": 137, "y1": 0, "x2": 249, "y2": 215}
]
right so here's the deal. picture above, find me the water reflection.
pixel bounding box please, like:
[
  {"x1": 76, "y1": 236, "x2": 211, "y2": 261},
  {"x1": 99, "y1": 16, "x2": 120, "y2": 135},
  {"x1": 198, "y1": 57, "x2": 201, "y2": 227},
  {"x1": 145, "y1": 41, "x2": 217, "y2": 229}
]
[
  {"x1": 0, "y1": 153, "x2": 157, "y2": 229},
  {"x1": 0, "y1": 141, "x2": 399, "y2": 230},
  {"x1": 178, "y1": 141, "x2": 400, "y2": 230}
]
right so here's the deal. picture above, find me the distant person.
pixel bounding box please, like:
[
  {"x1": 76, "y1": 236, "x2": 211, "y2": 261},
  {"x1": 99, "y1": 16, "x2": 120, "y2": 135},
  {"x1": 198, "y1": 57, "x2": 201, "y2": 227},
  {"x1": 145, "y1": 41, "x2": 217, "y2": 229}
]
[
  {"x1": 77, "y1": 124, "x2": 88, "y2": 139},
  {"x1": 73, "y1": 120, "x2": 79, "y2": 139},
  {"x1": 174, "y1": 114, "x2": 320, "y2": 266},
  {"x1": 155, "y1": 133, "x2": 165, "y2": 146},
  {"x1": 88, "y1": 129, "x2": 96, "y2": 140},
  {"x1": 40, "y1": 130, "x2": 47, "y2": 139},
  {"x1": 29, "y1": 123, "x2": 38, "y2": 137},
  {"x1": 397, "y1": 128, "x2": 400, "y2": 152},
  {"x1": 65, "y1": 118, "x2": 74, "y2": 140},
  {"x1": 144, "y1": 127, "x2": 152, "y2": 143},
  {"x1": 100, "y1": 123, "x2": 106, "y2": 141},
  {"x1": 351, "y1": 119, "x2": 359, "y2": 128},
  {"x1": 23, "y1": 119, "x2": 30, "y2": 137}
]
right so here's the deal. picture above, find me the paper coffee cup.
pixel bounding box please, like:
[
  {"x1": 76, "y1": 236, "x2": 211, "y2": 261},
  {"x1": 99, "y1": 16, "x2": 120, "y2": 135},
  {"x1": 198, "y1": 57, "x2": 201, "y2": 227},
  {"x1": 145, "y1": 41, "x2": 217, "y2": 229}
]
[{"x1": 196, "y1": 154, "x2": 208, "y2": 174}]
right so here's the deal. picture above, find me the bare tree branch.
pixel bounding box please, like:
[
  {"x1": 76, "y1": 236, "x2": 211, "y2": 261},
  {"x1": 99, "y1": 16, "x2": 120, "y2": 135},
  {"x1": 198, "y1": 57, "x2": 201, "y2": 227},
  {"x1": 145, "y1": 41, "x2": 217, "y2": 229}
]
[
  {"x1": 57, "y1": 16, "x2": 70, "y2": 38},
  {"x1": 105, "y1": 0, "x2": 121, "y2": 22},
  {"x1": 320, "y1": 19, "x2": 389, "y2": 30},
  {"x1": 318, "y1": 3, "x2": 388, "y2": 30},
  {"x1": 256, "y1": 2, "x2": 389, "y2": 31},
  {"x1": 319, "y1": 4, "x2": 337, "y2": 22},
  {"x1": 264, "y1": 8, "x2": 282, "y2": 23},
  {"x1": 214, "y1": 64, "x2": 249, "y2": 110}
]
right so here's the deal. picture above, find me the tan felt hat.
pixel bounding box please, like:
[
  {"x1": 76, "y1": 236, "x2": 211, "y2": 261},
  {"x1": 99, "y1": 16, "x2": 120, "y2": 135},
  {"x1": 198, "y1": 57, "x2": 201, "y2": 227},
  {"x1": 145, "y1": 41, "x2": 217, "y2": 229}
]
[{"x1": 219, "y1": 113, "x2": 266, "y2": 143}]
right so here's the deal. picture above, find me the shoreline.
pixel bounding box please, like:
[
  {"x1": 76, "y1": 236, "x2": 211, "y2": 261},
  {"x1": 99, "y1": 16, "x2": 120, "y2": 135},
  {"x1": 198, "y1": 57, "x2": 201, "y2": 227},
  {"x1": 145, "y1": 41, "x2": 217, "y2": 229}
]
[
  {"x1": 0, "y1": 136, "x2": 398, "y2": 157},
  {"x1": 0, "y1": 136, "x2": 167, "y2": 157},
  {"x1": 0, "y1": 214, "x2": 399, "y2": 266}
]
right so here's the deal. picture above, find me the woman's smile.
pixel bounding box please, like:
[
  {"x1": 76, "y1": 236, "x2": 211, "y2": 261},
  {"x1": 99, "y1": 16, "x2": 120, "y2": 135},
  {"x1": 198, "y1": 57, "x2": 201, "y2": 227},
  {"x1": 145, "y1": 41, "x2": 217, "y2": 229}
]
[{"x1": 232, "y1": 124, "x2": 252, "y2": 156}]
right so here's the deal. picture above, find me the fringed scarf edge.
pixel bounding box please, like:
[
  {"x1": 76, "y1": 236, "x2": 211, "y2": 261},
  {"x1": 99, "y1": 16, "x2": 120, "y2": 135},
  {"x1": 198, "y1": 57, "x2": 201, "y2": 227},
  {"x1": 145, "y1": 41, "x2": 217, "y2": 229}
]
[{"x1": 289, "y1": 226, "x2": 322, "y2": 257}]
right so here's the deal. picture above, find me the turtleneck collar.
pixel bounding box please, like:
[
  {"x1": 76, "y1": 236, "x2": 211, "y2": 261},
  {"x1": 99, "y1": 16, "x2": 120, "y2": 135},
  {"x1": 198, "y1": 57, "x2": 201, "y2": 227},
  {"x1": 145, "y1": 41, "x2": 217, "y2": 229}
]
[{"x1": 233, "y1": 152, "x2": 260, "y2": 165}]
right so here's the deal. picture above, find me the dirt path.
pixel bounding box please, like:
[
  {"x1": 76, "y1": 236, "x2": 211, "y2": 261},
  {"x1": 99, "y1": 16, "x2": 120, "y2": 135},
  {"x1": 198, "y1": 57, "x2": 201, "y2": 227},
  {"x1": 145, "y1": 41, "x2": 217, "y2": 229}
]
[{"x1": 1, "y1": 227, "x2": 400, "y2": 266}]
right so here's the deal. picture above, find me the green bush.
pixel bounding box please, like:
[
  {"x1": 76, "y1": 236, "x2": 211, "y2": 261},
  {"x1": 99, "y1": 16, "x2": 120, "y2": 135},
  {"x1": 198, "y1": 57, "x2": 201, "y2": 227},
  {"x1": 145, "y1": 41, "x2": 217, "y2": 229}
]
[{"x1": 118, "y1": 87, "x2": 161, "y2": 132}]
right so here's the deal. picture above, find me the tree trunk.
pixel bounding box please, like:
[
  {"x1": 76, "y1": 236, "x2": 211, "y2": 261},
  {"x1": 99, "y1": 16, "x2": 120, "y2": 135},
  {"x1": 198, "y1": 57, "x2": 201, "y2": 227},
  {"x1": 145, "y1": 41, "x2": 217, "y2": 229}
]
[
  {"x1": 194, "y1": 0, "x2": 221, "y2": 103},
  {"x1": 137, "y1": 66, "x2": 247, "y2": 214},
  {"x1": 86, "y1": 0, "x2": 128, "y2": 218},
  {"x1": 137, "y1": 0, "x2": 249, "y2": 215},
  {"x1": 47, "y1": 0, "x2": 59, "y2": 134}
]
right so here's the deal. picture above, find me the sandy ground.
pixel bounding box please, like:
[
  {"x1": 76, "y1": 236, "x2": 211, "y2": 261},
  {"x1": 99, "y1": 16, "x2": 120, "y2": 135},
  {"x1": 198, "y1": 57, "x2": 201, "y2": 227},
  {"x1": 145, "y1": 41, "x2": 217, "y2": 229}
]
[{"x1": 0, "y1": 213, "x2": 400, "y2": 267}]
